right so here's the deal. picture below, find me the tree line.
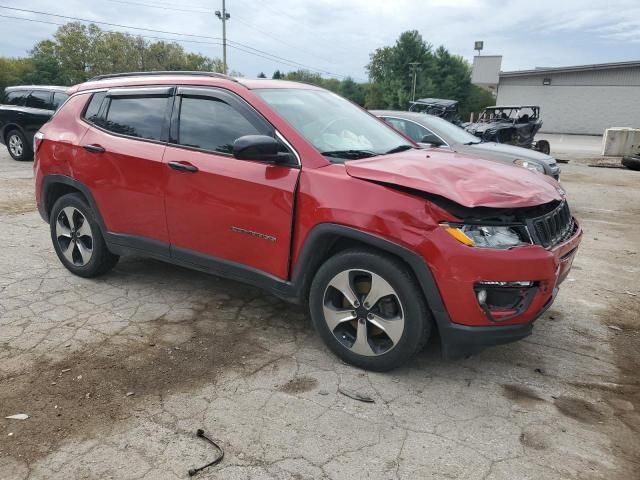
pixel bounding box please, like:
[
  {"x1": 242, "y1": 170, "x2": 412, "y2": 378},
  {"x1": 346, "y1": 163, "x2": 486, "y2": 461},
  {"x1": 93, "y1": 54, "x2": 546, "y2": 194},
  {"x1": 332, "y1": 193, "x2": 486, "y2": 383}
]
[{"x1": 1, "y1": 23, "x2": 493, "y2": 118}]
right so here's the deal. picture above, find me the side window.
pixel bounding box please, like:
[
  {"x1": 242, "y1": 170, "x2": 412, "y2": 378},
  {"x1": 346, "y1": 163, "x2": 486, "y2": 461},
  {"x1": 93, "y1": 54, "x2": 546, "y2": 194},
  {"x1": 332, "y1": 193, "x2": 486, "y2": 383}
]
[
  {"x1": 177, "y1": 96, "x2": 261, "y2": 154},
  {"x1": 4, "y1": 90, "x2": 29, "y2": 106},
  {"x1": 420, "y1": 128, "x2": 445, "y2": 146},
  {"x1": 52, "y1": 92, "x2": 68, "y2": 110},
  {"x1": 83, "y1": 92, "x2": 107, "y2": 124},
  {"x1": 26, "y1": 91, "x2": 52, "y2": 110},
  {"x1": 103, "y1": 96, "x2": 168, "y2": 140},
  {"x1": 384, "y1": 118, "x2": 410, "y2": 135},
  {"x1": 384, "y1": 117, "x2": 429, "y2": 143}
]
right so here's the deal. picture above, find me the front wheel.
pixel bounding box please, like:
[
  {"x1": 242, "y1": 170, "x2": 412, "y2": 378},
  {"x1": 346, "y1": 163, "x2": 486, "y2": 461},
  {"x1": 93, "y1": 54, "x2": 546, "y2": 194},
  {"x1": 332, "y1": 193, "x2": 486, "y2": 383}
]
[
  {"x1": 309, "y1": 249, "x2": 432, "y2": 371},
  {"x1": 536, "y1": 139, "x2": 551, "y2": 155},
  {"x1": 50, "y1": 193, "x2": 119, "y2": 277}
]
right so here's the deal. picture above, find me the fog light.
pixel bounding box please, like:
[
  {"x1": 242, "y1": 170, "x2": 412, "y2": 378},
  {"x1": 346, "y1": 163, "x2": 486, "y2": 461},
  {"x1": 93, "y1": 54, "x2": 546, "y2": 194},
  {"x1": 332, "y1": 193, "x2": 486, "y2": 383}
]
[{"x1": 477, "y1": 289, "x2": 487, "y2": 304}]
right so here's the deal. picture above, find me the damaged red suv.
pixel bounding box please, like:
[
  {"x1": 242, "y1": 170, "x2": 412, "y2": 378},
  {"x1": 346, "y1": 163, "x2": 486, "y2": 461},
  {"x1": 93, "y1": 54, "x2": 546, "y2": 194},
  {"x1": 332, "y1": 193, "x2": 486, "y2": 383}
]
[{"x1": 34, "y1": 72, "x2": 582, "y2": 370}]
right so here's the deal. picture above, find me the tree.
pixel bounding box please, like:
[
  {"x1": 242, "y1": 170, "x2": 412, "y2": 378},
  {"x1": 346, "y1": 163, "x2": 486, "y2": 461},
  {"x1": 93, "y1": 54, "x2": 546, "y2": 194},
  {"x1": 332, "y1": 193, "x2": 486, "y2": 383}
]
[
  {"x1": 257, "y1": 72, "x2": 266, "y2": 78},
  {"x1": 367, "y1": 30, "x2": 433, "y2": 109},
  {"x1": 25, "y1": 40, "x2": 64, "y2": 85},
  {"x1": 0, "y1": 57, "x2": 34, "y2": 95},
  {"x1": 272, "y1": 70, "x2": 282, "y2": 79},
  {"x1": 0, "y1": 21, "x2": 223, "y2": 90},
  {"x1": 365, "y1": 30, "x2": 488, "y2": 116}
]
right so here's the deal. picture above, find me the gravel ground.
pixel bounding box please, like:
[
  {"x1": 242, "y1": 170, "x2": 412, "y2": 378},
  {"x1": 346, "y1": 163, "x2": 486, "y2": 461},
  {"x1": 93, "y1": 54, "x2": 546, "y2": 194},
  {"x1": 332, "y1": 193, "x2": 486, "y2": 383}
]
[{"x1": 0, "y1": 148, "x2": 638, "y2": 480}]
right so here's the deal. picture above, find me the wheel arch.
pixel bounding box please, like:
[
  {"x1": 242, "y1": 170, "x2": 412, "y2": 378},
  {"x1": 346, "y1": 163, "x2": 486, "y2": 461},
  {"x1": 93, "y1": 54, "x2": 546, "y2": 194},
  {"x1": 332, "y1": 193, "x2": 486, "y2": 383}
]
[
  {"x1": 2, "y1": 123, "x2": 27, "y2": 144},
  {"x1": 289, "y1": 224, "x2": 451, "y2": 333},
  {"x1": 41, "y1": 175, "x2": 106, "y2": 234}
]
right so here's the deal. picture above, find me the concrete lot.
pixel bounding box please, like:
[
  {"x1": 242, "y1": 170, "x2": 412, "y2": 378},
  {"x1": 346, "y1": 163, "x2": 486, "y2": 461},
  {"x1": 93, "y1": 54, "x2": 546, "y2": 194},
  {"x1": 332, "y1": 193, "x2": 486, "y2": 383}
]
[{"x1": 0, "y1": 147, "x2": 638, "y2": 480}]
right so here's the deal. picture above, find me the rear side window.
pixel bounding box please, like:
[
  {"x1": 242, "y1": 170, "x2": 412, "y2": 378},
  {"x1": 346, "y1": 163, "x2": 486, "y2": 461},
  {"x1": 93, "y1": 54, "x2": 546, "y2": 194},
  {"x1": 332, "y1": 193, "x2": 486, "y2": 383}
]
[
  {"x1": 177, "y1": 96, "x2": 261, "y2": 154},
  {"x1": 26, "y1": 91, "x2": 52, "y2": 109},
  {"x1": 83, "y1": 92, "x2": 107, "y2": 124},
  {"x1": 103, "y1": 96, "x2": 168, "y2": 141},
  {"x1": 4, "y1": 90, "x2": 28, "y2": 106},
  {"x1": 52, "y1": 92, "x2": 68, "y2": 110}
]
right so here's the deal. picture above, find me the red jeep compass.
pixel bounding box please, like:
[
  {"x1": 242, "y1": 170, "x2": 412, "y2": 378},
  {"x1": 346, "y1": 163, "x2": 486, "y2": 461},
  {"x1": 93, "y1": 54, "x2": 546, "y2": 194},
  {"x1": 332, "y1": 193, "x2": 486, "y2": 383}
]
[{"x1": 34, "y1": 72, "x2": 582, "y2": 371}]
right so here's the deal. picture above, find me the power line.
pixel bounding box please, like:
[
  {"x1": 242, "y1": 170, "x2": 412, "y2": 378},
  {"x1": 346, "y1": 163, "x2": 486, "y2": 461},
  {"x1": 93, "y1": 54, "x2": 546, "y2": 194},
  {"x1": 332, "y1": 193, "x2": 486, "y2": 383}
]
[
  {"x1": 0, "y1": 5, "x2": 220, "y2": 39},
  {"x1": 0, "y1": 4, "x2": 347, "y2": 78},
  {"x1": 0, "y1": 13, "x2": 320, "y2": 72},
  {"x1": 106, "y1": 0, "x2": 209, "y2": 14},
  {"x1": 108, "y1": 1, "x2": 342, "y2": 75}
]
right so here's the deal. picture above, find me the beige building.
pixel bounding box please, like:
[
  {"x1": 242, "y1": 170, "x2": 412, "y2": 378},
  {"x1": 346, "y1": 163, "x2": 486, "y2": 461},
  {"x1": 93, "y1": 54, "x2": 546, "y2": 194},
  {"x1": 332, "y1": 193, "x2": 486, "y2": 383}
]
[{"x1": 495, "y1": 61, "x2": 640, "y2": 135}]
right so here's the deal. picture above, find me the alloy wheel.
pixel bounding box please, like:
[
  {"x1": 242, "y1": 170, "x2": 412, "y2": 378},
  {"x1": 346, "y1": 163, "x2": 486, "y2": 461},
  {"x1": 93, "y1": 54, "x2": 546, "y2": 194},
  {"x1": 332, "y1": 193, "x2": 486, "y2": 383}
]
[
  {"x1": 8, "y1": 134, "x2": 23, "y2": 158},
  {"x1": 322, "y1": 269, "x2": 404, "y2": 356},
  {"x1": 55, "y1": 207, "x2": 94, "y2": 266}
]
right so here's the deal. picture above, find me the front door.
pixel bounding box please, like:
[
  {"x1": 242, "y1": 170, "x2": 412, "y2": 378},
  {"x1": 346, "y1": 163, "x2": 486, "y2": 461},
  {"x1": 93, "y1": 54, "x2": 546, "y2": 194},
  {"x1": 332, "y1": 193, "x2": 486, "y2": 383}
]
[{"x1": 163, "y1": 87, "x2": 299, "y2": 279}]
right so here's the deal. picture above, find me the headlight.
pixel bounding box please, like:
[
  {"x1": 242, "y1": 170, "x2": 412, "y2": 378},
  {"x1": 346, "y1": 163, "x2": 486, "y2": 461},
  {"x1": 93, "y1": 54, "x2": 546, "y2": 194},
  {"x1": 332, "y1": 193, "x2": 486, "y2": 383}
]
[
  {"x1": 442, "y1": 224, "x2": 531, "y2": 249},
  {"x1": 514, "y1": 159, "x2": 544, "y2": 173}
]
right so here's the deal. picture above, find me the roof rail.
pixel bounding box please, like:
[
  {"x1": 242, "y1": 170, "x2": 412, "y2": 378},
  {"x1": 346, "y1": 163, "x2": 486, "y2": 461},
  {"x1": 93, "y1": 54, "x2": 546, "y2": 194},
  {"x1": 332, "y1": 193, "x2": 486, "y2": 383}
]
[{"x1": 88, "y1": 71, "x2": 238, "y2": 82}]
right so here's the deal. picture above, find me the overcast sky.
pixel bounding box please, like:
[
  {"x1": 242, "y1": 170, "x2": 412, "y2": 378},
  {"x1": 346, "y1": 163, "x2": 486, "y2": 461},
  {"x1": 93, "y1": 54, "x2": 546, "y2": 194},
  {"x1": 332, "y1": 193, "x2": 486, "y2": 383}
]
[{"x1": 1, "y1": 0, "x2": 639, "y2": 81}]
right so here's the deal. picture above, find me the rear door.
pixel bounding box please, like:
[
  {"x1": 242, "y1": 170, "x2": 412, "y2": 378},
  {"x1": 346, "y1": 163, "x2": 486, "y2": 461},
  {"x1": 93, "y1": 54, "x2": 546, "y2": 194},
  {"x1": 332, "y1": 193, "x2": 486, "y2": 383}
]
[
  {"x1": 163, "y1": 86, "x2": 300, "y2": 279},
  {"x1": 75, "y1": 87, "x2": 172, "y2": 247}
]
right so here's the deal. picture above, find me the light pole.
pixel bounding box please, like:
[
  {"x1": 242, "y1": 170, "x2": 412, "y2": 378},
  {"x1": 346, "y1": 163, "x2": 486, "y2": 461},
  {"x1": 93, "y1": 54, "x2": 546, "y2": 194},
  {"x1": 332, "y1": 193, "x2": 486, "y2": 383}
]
[
  {"x1": 215, "y1": 0, "x2": 231, "y2": 74},
  {"x1": 409, "y1": 62, "x2": 420, "y2": 102}
]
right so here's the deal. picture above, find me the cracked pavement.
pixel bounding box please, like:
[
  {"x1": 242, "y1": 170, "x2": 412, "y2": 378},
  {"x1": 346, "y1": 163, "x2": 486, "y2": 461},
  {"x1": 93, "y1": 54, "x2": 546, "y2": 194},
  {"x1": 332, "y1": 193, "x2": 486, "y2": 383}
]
[{"x1": 0, "y1": 150, "x2": 638, "y2": 479}]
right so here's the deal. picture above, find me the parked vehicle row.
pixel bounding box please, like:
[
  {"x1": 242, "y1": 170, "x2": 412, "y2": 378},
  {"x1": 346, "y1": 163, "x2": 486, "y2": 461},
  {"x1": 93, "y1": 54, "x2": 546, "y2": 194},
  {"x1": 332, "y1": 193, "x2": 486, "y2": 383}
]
[
  {"x1": 32, "y1": 72, "x2": 582, "y2": 370},
  {"x1": 0, "y1": 86, "x2": 68, "y2": 161},
  {"x1": 372, "y1": 110, "x2": 560, "y2": 178},
  {"x1": 464, "y1": 105, "x2": 551, "y2": 155}
]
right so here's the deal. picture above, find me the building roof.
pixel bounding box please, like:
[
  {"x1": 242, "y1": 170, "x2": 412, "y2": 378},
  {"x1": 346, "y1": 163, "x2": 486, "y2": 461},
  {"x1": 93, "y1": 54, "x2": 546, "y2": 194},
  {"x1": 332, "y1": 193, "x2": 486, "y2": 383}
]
[
  {"x1": 500, "y1": 60, "x2": 640, "y2": 78},
  {"x1": 411, "y1": 98, "x2": 458, "y2": 107}
]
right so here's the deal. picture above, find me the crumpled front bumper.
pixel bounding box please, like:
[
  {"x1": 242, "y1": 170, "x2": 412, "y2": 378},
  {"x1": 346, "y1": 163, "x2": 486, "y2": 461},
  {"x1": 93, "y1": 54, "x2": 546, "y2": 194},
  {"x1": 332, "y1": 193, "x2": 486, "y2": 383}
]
[{"x1": 421, "y1": 219, "x2": 583, "y2": 358}]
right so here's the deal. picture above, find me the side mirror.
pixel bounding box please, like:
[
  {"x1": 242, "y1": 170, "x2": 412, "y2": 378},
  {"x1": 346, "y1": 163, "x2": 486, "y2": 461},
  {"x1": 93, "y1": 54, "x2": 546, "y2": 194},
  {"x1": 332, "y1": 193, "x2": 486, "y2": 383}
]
[{"x1": 233, "y1": 135, "x2": 289, "y2": 163}]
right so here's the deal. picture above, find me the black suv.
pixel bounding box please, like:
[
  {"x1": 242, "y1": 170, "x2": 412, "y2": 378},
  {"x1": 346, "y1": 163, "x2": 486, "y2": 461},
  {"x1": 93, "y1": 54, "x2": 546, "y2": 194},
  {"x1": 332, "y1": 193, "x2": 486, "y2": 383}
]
[{"x1": 0, "y1": 86, "x2": 68, "y2": 161}]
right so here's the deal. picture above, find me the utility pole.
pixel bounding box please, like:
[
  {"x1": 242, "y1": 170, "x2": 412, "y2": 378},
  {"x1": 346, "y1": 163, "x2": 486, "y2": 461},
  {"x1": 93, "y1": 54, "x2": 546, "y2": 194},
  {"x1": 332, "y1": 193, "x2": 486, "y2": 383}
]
[
  {"x1": 409, "y1": 62, "x2": 420, "y2": 102},
  {"x1": 215, "y1": 1, "x2": 231, "y2": 74}
]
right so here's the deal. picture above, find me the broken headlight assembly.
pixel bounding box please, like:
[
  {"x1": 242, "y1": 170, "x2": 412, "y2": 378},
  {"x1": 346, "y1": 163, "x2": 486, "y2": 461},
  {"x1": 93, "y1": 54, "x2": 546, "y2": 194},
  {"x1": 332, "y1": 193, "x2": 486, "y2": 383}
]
[
  {"x1": 513, "y1": 159, "x2": 544, "y2": 173},
  {"x1": 441, "y1": 223, "x2": 531, "y2": 249}
]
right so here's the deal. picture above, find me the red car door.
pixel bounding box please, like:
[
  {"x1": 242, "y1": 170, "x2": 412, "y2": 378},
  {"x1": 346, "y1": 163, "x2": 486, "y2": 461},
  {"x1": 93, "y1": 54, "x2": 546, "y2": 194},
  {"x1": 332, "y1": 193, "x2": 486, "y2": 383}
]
[
  {"x1": 73, "y1": 88, "x2": 172, "y2": 246},
  {"x1": 163, "y1": 87, "x2": 300, "y2": 279}
]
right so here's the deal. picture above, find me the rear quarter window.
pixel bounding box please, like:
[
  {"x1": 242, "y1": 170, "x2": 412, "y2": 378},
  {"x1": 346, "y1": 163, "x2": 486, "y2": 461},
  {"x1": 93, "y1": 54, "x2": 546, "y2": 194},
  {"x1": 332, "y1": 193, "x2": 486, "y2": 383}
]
[{"x1": 82, "y1": 92, "x2": 107, "y2": 124}]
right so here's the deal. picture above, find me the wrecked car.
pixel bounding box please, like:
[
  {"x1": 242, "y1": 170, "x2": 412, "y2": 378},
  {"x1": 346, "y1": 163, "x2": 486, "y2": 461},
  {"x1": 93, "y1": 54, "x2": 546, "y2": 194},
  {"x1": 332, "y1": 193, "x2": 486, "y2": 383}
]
[
  {"x1": 34, "y1": 72, "x2": 581, "y2": 371},
  {"x1": 373, "y1": 110, "x2": 560, "y2": 179},
  {"x1": 464, "y1": 105, "x2": 551, "y2": 155},
  {"x1": 408, "y1": 98, "x2": 462, "y2": 125}
]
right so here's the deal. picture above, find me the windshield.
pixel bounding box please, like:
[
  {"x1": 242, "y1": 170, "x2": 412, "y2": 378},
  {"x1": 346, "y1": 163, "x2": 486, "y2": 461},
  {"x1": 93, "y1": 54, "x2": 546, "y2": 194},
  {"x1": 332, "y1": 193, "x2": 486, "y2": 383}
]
[
  {"x1": 254, "y1": 88, "x2": 413, "y2": 161},
  {"x1": 422, "y1": 115, "x2": 481, "y2": 144}
]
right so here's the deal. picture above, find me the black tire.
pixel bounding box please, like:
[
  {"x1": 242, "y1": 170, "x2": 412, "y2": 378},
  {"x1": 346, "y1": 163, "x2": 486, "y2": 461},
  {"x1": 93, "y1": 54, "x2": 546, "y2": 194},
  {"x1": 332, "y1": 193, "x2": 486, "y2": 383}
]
[
  {"x1": 309, "y1": 248, "x2": 432, "y2": 371},
  {"x1": 622, "y1": 155, "x2": 640, "y2": 171},
  {"x1": 5, "y1": 129, "x2": 32, "y2": 161},
  {"x1": 50, "y1": 193, "x2": 119, "y2": 277},
  {"x1": 536, "y1": 140, "x2": 551, "y2": 155}
]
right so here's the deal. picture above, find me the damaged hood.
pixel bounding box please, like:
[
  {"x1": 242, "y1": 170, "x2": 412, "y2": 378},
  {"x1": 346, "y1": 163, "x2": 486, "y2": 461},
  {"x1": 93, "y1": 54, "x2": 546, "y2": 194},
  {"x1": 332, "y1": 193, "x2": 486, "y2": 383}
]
[{"x1": 344, "y1": 149, "x2": 563, "y2": 209}]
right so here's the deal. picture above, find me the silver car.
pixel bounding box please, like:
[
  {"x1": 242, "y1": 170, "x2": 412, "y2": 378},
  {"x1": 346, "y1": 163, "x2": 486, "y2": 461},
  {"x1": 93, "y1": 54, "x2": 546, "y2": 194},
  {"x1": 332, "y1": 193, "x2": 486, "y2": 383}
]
[{"x1": 372, "y1": 110, "x2": 560, "y2": 179}]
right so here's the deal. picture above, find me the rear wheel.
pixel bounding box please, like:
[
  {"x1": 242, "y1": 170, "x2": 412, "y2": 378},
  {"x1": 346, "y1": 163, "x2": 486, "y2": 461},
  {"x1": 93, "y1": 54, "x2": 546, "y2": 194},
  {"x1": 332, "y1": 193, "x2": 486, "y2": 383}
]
[
  {"x1": 6, "y1": 130, "x2": 32, "y2": 161},
  {"x1": 309, "y1": 249, "x2": 432, "y2": 371},
  {"x1": 50, "y1": 193, "x2": 119, "y2": 277}
]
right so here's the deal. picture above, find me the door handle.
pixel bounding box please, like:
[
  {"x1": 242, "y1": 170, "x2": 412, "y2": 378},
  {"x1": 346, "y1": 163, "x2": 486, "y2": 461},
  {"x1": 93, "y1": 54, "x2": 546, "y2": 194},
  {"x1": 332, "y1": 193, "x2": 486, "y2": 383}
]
[
  {"x1": 168, "y1": 161, "x2": 199, "y2": 173},
  {"x1": 83, "y1": 144, "x2": 105, "y2": 154}
]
